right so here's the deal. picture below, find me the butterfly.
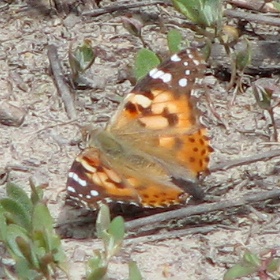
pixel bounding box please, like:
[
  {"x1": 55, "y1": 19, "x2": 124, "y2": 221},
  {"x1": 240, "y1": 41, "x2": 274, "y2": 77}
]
[{"x1": 66, "y1": 48, "x2": 213, "y2": 209}]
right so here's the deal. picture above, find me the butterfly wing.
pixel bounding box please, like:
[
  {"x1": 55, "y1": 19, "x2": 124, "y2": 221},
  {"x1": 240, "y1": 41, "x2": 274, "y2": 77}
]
[
  {"x1": 66, "y1": 147, "x2": 187, "y2": 208},
  {"x1": 66, "y1": 48, "x2": 212, "y2": 209},
  {"x1": 108, "y1": 48, "x2": 212, "y2": 180}
]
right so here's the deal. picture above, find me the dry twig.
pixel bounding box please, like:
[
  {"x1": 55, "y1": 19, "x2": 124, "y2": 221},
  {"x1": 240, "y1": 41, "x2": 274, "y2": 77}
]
[
  {"x1": 125, "y1": 225, "x2": 216, "y2": 243},
  {"x1": 210, "y1": 149, "x2": 280, "y2": 172},
  {"x1": 228, "y1": 0, "x2": 279, "y2": 13},
  {"x1": 225, "y1": 9, "x2": 280, "y2": 27},
  {"x1": 125, "y1": 189, "x2": 280, "y2": 233},
  {"x1": 82, "y1": 0, "x2": 166, "y2": 17},
  {"x1": 47, "y1": 44, "x2": 77, "y2": 120}
]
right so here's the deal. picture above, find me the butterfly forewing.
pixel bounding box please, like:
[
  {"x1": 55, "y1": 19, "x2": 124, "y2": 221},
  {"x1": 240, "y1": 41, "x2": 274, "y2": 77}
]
[
  {"x1": 108, "y1": 49, "x2": 211, "y2": 178},
  {"x1": 108, "y1": 49, "x2": 206, "y2": 134},
  {"x1": 66, "y1": 48, "x2": 212, "y2": 209}
]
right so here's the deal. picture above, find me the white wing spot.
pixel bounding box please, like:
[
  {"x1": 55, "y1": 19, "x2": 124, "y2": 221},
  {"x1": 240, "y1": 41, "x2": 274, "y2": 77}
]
[
  {"x1": 170, "y1": 54, "x2": 181, "y2": 62},
  {"x1": 68, "y1": 196, "x2": 80, "y2": 201},
  {"x1": 132, "y1": 94, "x2": 152, "y2": 108},
  {"x1": 150, "y1": 69, "x2": 164, "y2": 79},
  {"x1": 149, "y1": 68, "x2": 159, "y2": 78},
  {"x1": 193, "y1": 59, "x2": 200, "y2": 65},
  {"x1": 85, "y1": 195, "x2": 91, "y2": 199},
  {"x1": 185, "y1": 69, "x2": 190, "y2": 75},
  {"x1": 78, "y1": 193, "x2": 83, "y2": 198},
  {"x1": 184, "y1": 61, "x2": 189, "y2": 66},
  {"x1": 179, "y1": 78, "x2": 188, "y2": 87},
  {"x1": 124, "y1": 93, "x2": 134, "y2": 101},
  {"x1": 90, "y1": 190, "x2": 99, "y2": 197},
  {"x1": 67, "y1": 186, "x2": 76, "y2": 193},
  {"x1": 69, "y1": 172, "x2": 87, "y2": 187},
  {"x1": 160, "y1": 73, "x2": 172, "y2": 83}
]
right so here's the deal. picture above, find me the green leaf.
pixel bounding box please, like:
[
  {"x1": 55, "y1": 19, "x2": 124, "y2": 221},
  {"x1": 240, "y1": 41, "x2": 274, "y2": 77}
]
[
  {"x1": 32, "y1": 202, "x2": 53, "y2": 232},
  {"x1": 106, "y1": 216, "x2": 125, "y2": 256},
  {"x1": 14, "y1": 257, "x2": 41, "y2": 280},
  {"x1": 235, "y1": 39, "x2": 251, "y2": 72},
  {"x1": 172, "y1": 0, "x2": 198, "y2": 22},
  {"x1": 30, "y1": 182, "x2": 43, "y2": 205},
  {"x1": 51, "y1": 236, "x2": 68, "y2": 268},
  {"x1": 15, "y1": 236, "x2": 40, "y2": 269},
  {"x1": 223, "y1": 263, "x2": 258, "y2": 280},
  {"x1": 6, "y1": 224, "x2": 29, "y2": 258},
  {"x1": 243, "y1": 251, "x2": 261, "y2": 267},
  {"x1": 267, "y1": 258, "x2": 280, "y2": 272},
  {"x1": 0, "y1": 205, "x2": 7, "y2": 241},
  {"x1": 272, "y1": 1, "x2": 280, "y2": 12},
  {"x1": 172, "y1": 0, "x2": 223, "y2": 28},
  {"x1": 6, "y1": 182, "x2": 32, "y2": 215},
  {"x1": 69, "y1": 40, "x2": 95, "y2": 76},
  {"x1": 86, "y1": 253, "x2": 107, "y2": 280},
  {"x1": 32, "y1": 202, "x2": 67, "y2": 267},
  {"x1": 108, "y1": 216, "x2": 125, "y2": 247},
  {"x1": 134, "y1": 49, "x2": 160, "y2": 81},
  {"x1": 0, "y1": 198, "x2": 31, "y2": 231},
  {"x1": 129, "y1": 261, "x2": 142, "y2": 280},
  {"x1": 167, "y1": 29, "x2": 183, "y2": 53},
  {"x1": 96, "y1": 204, "x2": 111, "y2": 240},
  {"x1": 253, "y1": 84, "x2": 273, "y2": 110}
]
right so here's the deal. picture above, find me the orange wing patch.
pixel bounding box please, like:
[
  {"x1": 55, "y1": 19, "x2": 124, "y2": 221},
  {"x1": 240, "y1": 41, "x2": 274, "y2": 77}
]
[
  {"x1": 126, "y1": 177, "x2": 187, "y2": 207},
  {"x1": 159, "y1": 129, "x2": 212, "y2": 177}
]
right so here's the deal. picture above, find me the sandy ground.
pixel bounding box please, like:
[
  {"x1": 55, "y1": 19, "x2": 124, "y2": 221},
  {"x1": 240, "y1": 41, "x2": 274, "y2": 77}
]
[{"x1": 0, "y1": 2, "x2": 279, "y2": 279}]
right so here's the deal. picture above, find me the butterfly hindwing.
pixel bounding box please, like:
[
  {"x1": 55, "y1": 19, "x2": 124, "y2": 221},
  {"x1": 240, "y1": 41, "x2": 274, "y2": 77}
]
[{"x1": 66, "y1": 148, "x2": 186, "y2": 208}]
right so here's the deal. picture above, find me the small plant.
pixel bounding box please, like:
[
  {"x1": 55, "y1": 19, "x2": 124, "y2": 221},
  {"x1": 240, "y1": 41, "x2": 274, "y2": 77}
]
[
  {"x1": 68, "y1": 39, "x2": 96, "y2": 85},
  {"x1": 224, "y1": 249, "x2": 280, "y2": 280},
  {"x1": 121, "y1": 15, "x2": 147, "y2": 49},
  {"x1": 86, "y1": 204, "x2": 142, "y2": 280},
  {"x1": 0, "y1": 182, "x2": 68, "y2": 279},
  {"x1": 252, "y1": 78, "x2": 278, "y2": 141},
  {"x1": 172, "y1": 0, "x2": 223, "y2": 33},
  {"x1": 134, "y1": 48, "x2": 161, "y2": 81}
]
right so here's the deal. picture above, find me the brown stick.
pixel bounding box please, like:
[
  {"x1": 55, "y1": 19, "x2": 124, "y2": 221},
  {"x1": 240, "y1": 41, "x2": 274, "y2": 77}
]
[
  {"x1": 125, "y1": 225, "x2": 216, "y2": 243},
  {"x1": 47, "y1": 44, "x2": 77, "y2": 120},
  {"x1": 228, "y1": 0, "x2": 278, "y2": 13},
  {"x1": 224, "y1": 9, "x2": 280, "y2": 27},
  {"x1": 82, "y1": 0, "x2": 167, "y2": 17},
  {"x1": 125, "y1": 189, "x2": 280, "y2": 232},
  {"x1": 210, "y1": 148, "x2": 280, "y2": 173}
]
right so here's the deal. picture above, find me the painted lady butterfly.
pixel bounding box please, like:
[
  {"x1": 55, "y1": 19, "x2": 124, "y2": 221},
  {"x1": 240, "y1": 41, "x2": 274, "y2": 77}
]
[{"x1": 66, "y1": 48, "x2": 213, "y2": 209}]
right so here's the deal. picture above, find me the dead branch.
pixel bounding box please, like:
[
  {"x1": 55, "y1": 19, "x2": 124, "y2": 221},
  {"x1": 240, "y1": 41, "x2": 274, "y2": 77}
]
[
  {"x1": 125, "y1": 225, "x2": 216, "y2": 244},
  {"x1": 82, "y1": 0, "x2": 167, "y2": 17},
  {"x1": 125, "y1": 189, "x2": 280, "y2": 232},
  {"x1": 224, "y1": 9, "x2": 280, "y2": 27},
  {"x1": 228, "y1": 0, "x2": 279, "y2": 13},
  {"x1": 47, "y1": 44, "x2": 77, "y2": 120},
  {"x1": 210, "y1": 149, "x2": 280, "y2": 173}
]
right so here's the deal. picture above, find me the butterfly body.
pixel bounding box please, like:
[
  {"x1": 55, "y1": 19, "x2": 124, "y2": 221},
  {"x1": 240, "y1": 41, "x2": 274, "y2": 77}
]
[{"x1": 66, "y1": 48, "x2": 213, "y2": 209}]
